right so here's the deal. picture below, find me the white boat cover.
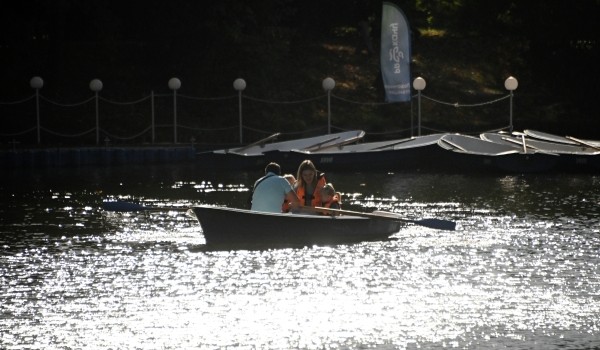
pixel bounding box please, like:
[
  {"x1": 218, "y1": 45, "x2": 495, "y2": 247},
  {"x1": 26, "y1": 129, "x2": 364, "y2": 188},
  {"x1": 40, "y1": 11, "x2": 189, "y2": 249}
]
[
  {"x1": 307, "y1": 133, "x2": 445, "y2": 153},
  {"x1": 439, "y1": 134, "x2": 520, "y2": 156},
  {"x1": 214, "y1": 130, "x2": 365, "y2": 155},
  {"x1": 482, "y1": 132, "x2": 600, "y2": 155}
]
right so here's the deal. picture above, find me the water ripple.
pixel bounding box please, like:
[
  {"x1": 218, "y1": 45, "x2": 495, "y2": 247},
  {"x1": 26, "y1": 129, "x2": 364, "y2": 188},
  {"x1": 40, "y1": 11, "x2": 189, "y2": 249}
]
[{"x1": 1, "y1": 167, "x2": 599, "y2": 349}]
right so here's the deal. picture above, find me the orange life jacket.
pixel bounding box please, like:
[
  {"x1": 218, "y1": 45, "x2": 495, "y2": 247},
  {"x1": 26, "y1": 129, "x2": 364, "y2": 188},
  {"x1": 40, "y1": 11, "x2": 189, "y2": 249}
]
[
  {"x1": 295, "y1": 174, "x2": 326, "y2": 207},
  {"x1": 320, "y1": 193, "x2": 341, "y2": 215}
]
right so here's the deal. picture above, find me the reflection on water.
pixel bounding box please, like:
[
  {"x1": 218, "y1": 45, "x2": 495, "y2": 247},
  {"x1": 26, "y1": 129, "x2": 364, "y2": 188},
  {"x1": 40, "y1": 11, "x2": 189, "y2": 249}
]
[{"x1": 1, "y1": 164, "x2": 600, "y2": 349}]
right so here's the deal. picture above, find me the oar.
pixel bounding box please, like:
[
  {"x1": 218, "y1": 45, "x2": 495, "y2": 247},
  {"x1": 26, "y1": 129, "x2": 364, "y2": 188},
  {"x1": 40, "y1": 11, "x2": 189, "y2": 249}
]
[
  {"x1": 102, "y1": 201, "x2": 190, "y2": 212},
  {"x1": 566, "y1": 136, "x2": 600, "y2": 151},
  {"x1": 311, "y1": 206, "x2": 456, "y2": 231},
  {"x1": 232, "y1": 132, "x2": 281, "y2": 153}
]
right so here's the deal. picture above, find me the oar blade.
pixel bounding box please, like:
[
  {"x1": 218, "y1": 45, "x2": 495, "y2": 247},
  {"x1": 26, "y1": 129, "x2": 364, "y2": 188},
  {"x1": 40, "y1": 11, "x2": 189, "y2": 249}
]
[
  {"x1": 413, "y1": 218, "x2": 456, "y2": 231},
  {"x1": 102, "y1": 201, "x2": 147, "y2": 212},
  {"x1": 102, "y1": 201, "x2": 191, "y2": 212},
  {"x1": 372, "y1": 210, "x2": 456, "y2": 231}
]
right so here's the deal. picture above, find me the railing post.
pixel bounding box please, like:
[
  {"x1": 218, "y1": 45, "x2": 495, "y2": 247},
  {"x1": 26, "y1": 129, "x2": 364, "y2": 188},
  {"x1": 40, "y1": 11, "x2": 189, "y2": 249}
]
[
  {"x1": 89, "y1": 79, "x2": 103, "y2": 145},
  {"x1": 504, "y1": 76, "x2": 518, "y2": 132},
  {"x1": 322, "y1": 77, "x2": 336, "y2": 134},
  {"x1": 151, "y1": 90, "x2": 155, "y2": 144},
  {"x1": 30, "y1": 77, "x2": 43, "y2": 144},
  {"x1": 233, "y1": 78, "x2": 247, "y2": 144},
  {"x1": 168, "y1": 78, "x2": 181, "y2": 144},
  {"x1": 412, "y1": 77, "x2": 426, "y2": 136}
]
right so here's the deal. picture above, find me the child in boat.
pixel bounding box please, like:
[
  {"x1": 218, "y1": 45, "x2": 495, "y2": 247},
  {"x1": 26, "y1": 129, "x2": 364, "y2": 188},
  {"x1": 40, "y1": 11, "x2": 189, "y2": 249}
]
[
  {"x1": 283, "y1": 174, "x2": 296, "y2": 186},
  {"x1": 282, "y1": 174, "x2": 297, "y2": 213},
  {"x1": 320, "y1": 183, "x2": 341, "y2": 215}
]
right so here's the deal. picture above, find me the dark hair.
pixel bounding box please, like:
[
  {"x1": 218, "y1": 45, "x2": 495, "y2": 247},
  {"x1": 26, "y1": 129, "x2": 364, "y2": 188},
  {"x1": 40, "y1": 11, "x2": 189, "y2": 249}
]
[{"x1": 265, "y1": 162, "x2": 281, "y2": 175}]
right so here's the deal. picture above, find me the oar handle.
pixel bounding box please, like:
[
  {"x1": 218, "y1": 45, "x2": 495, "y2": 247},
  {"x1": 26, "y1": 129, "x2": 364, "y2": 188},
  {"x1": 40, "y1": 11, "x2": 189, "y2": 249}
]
[
  {"x1": 566, "y1": 136, "x2": 600, "y2": 151},
  {"x1": 311, "y1": 206, "x2": 389, "y2": 219}
]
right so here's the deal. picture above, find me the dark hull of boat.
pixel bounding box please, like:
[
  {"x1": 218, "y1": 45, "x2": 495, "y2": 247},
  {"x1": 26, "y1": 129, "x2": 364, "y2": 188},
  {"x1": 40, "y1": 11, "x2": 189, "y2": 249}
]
[
  {"x1": 192, "y1": 205, "x2": 402, "y2": 248},
  {"x1": 554, "y1": 155, "x2": 600, "y2": 172},
  {"x1": 444, "y1": 152, "x2": 561, "y2": 173},
  {"x1": 264, "y1": 146, "x2": 563, "y2": 173},
  {"x1": 263, "y1": 145, "x2": 447, "y2": 172},
  {"x1": 195, "y1": 151, "x2": 266, "y2": 170}
]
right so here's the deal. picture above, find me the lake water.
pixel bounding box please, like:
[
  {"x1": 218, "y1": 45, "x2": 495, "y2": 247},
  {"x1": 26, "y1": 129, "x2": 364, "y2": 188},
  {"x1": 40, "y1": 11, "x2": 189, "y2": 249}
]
[{"x1": 1, "y1": 163, "x2": 599, "y2": 349}]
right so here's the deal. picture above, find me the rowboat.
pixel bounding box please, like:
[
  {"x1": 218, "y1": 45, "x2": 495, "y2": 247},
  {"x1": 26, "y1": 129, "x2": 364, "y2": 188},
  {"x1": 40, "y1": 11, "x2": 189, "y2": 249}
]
[
  {"x1": 192, "y1": 205, "x2": 402, "y2": 247},
  {"x1": 103, "y1": 201, "x2": 455, "y2": 248},
  {"x1": 263, "y1": 133, "x2": 446, "y2": 171},
  {"x1": 196, "y1": 130, "x2": 365, "y2": 170}
]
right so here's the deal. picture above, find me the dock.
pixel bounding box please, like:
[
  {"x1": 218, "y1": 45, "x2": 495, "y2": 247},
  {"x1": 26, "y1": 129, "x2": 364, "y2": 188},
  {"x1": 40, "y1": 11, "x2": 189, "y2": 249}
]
[{"x1": 1, "y1": 146, "x2": 196, "y2": 168}]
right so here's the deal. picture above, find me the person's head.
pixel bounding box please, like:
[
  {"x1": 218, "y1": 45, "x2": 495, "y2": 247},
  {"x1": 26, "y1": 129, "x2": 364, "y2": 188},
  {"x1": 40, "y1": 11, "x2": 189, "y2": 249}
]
[
  {"x1": 265, "y1": 162, "x2": 281, "y2": 175},
  {"x1": 283, "y1": 174, "x2": 296, "y2": 185},
  {"x1": 296, "y1": 160, "x2": 318, "y2": 187},
  {"x1": 320, "y1": 183, "x2": 335, "y2": 202}
]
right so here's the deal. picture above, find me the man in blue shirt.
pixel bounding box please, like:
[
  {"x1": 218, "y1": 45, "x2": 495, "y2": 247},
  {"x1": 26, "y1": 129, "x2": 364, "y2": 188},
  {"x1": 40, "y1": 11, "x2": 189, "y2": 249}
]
[{"x1": 250, "y1": 162, "x2": 300, "y2": 213}]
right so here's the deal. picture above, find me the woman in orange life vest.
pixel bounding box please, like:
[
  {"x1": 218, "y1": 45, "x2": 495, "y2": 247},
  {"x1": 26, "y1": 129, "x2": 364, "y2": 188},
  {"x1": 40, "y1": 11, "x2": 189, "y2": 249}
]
[
  {"x1": 319, "y1": 183, "x2": 342, "y2": 215},
  {"x1": 294, "y1": 160, "x2": 327, "y2": 207}
]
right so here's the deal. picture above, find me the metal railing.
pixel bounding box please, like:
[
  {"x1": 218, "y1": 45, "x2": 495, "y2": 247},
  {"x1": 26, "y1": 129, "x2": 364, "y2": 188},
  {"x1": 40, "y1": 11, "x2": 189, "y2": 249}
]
[{"x1": 0, "y1": 76, "x2": 517, "y2": 147}]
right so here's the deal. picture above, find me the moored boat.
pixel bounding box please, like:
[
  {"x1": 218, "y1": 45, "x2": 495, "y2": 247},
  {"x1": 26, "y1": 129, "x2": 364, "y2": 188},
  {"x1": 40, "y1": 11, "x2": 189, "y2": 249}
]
[
  {"x1": 192, "y1": 205, "x2": 402, "y2": 247},
  {"x1": 481, "y1": 132, "x2": 600, "y2": 154},
  {"x1": 438, "y1": 133, "x2": 559, "y2": 173},
  {"x1": 196, "y1": 130, "x2": 365, "y2": 170},
  {"x1": 524, "y1": 129, "x2": 600, "y2": 149},
  {"x1": 264, "y1": 133, "x2": 446, "y2": 171},
  {"x1": 481, "y1": 131, "x2": 600, "y2": 172}
]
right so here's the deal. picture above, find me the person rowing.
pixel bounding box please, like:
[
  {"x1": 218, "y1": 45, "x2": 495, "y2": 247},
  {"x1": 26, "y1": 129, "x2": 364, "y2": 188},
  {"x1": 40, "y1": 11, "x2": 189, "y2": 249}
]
[{"x1": 250, "y1": 162, "x2": 300, "y2": 213}]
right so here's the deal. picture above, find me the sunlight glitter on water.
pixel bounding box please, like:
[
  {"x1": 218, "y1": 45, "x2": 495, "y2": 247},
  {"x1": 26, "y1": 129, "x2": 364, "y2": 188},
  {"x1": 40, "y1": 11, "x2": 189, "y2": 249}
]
[
  {"x1": 3, "y1": 222, "x2": 599, "y2": 349},
  {"x1": 2, "y1": 168, "x2": 600, "y2": 349}
]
